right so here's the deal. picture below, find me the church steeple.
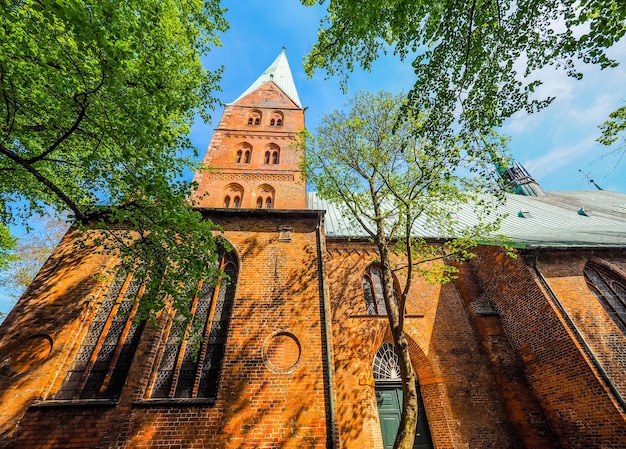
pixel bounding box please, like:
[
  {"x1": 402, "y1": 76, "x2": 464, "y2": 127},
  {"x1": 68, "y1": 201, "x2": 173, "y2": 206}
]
[
  {"x1": 192, "y1": 49, "x2": 306, "y2": 209},
  {"x1": 232, "y1": 47, "x2": 302, "y2": 108}
]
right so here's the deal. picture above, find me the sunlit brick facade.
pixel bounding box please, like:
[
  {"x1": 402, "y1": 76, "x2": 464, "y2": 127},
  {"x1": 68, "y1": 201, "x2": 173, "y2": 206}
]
[{"x1": 1, "y1": 50, "x2": 625, "y2": 449}]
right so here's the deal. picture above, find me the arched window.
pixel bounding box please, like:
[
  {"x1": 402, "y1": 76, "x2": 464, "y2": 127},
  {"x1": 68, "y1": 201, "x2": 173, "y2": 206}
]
[
  {"x1": 363, "y1": 265, "x2": 387, "y2": 315},
  {"x1": 584, "y1": 262, "x2": 626, "y2": 333},
  {"x1": 264, "y1": 151, "x2": 270, "y2": 164},
  {"x1": 373, "y1": 342, "x2": 401, "y2": 381},
  {"x1": 244, "y1": 150, "x2": 251, "y2": 163},
  {"x1": 272, "y1": 151, "x2": 279, "y2": 164},
  {"x1": 222, "y1": 183, "x2": 243, "y2": 209},
  {"x1": 270, "y1": 111, "x2": 284, "y2": 128},
  {"x1": 55, "y1": 270, "x2": 146, "y2": 400},
  {"x1": 151, "y1": 248, "x2": 238, "y2": 399},
  {"x1": 254, "y1": 184, "x2": 274, "y2": 212},
  {"x1": 248, "y1": 110, "x2": 262, "y2": 126},
  {"x1": 236, "y1": 150, "x2": 242, "y2": 163}
]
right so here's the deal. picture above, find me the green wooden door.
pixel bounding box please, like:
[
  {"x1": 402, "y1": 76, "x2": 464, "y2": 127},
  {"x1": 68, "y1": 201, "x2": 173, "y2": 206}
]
[
  {"x1": 375, "y1": 382, "x2": 434, "y2": 449},
  {"x1": 376, "y1": 386, "x2": 402, "y2": 449}
]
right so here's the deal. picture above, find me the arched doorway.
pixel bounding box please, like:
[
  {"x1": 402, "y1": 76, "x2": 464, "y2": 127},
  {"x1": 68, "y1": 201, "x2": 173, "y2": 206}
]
[{"x1": 373, "y1": 342, "x2": 434, "y2": 449}]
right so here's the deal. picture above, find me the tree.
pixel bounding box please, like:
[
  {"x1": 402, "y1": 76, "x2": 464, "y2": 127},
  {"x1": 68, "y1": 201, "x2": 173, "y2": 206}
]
[
  {"x1": 301, "y1": 91, "x2": 506, "y2": 449},
  {"x1": 0, "y1": 215, "x2": 68, "y2": 304},
  {"x1": 0, "y1": 0, "x2": 229, "y2": 321},
  {"x1": 302, "y1": 0, "x2": 626, "y2": 148},
  {"x1": 599, "y1": 105, "x2": 626, "y2": 166}
]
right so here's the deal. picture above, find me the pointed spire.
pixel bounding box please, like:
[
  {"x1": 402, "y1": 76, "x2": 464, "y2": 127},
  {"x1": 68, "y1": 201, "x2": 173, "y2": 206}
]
[{"x1": 231, "y1": 47, "x2": 302, "y2": 108}]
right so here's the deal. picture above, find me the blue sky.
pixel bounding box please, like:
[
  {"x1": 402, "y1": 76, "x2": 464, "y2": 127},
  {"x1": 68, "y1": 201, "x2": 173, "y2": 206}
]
[
  {"x1": 2, "y1": 1, "x2": 625, "y2": 317},
  {"x1": 193, "y1": 1, "x2": 626, "y2": 193}
]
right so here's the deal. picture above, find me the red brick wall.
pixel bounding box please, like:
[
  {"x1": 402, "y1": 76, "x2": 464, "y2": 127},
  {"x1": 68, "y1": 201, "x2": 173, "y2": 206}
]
[
  {"x1": 192, "y1": 81, "x2": 306, "y2": 210},
  {"x1": 472, "y1": 246, "x2": 626, "y2": 449},
  {"x1": 454, "y1": 262, "x2": 560, "y2": 448},
  {"x1": 0, "y1": 226, "x2": 114, "y2": 447},
  {"x1": 323, "y1": 239, "x2": 518, "y2": 449},
  {"x1": 2, "y1": 211, "x2": 330, "y2": 449}
]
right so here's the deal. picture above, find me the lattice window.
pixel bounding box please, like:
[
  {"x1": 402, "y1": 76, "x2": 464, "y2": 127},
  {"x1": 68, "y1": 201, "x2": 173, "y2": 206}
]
[
  {"x1": 373, "y1": 342, "x2": 401, "y2": 381},
  {"x1": 55, "y1": 271, "x2": 145, "y2": 400},
  {"x1": 151, "y1": 250, "x2": 238, "y2": 399},
  {"x1": 584, "y1": 263, "x2": 626, "y2": 333}
]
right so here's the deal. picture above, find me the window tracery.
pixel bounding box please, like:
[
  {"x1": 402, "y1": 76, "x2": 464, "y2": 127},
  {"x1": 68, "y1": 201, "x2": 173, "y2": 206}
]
[
  {"x1": 373, "y1": 342, "x2": 401, "y2": 381},
  {"x1": 150, "y1": 249, "x2": 238, "y2": 399},
  {"x1": 54, "y1": 271, "x2": 145, "y2": 400}
]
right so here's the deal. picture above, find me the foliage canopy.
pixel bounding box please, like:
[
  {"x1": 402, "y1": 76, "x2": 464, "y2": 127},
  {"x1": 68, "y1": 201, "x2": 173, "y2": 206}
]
[
  {"x1": 303, "y1": 0, "x2": 626, "y2": 145},
  {"x1": 0, "y1": 0, "x2": 228, "y2": 320}
]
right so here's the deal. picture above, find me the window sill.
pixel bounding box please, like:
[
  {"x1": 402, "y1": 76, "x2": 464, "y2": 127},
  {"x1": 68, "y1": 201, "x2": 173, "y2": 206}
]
[
  {"x1": 31, "y1": 399, "x2": 118, "y2": 408},
  {"x1": 133, "y1": 398, "x2": 216, "y2": 407}
]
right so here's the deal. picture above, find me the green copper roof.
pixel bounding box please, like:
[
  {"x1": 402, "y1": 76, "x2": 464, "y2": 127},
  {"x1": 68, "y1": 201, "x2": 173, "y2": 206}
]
[
  {"x1": 232, "y1": 48, "x2": 302, "y2": 108},
  {"x1": 308, "y1": 190, "x2": 626, "y2": 248}
]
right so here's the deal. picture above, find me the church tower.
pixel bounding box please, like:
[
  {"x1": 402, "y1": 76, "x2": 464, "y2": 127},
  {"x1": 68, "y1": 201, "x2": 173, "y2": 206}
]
[{"x1": 192, "y1": 48, "x2": 306, "y2": 209}]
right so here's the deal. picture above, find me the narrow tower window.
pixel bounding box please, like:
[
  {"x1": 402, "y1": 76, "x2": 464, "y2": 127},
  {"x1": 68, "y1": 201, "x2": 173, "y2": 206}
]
[
  {"x1": 244, "y1": 150, "x2": 251, "y2": 164},
  {"x1": 272, "y1": 151, "x2": 279, "y2": 164},
  {"x1": 264, "y1": 151, "x2": 270, "y2": 164},
  {"x1": 233, "y1": 196, "x2": 241, "y2": 208},
  {"x1": 270, "y1": 111, "x2": 284, "y2": 128},
  {"x1": 266, "y1": 197, "x2": 272, "y2": 209},
  {"x1": 236, "y1": 150, "x2": 242, "y2": 163},
  {"x1": 224, "y1": 196, "x2": 230, "y2": 208},
  {"x1": 248, "y1": 110, "x2": 262, "y2": 126},
  {"x1": 257, "y1": 197, "x2": 263, "y2": 209}
]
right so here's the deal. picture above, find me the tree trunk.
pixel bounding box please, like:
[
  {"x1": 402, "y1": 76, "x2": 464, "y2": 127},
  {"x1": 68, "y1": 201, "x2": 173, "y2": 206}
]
[{"x1": 379, "y1": 240, "x2": 419, "y2": 449}]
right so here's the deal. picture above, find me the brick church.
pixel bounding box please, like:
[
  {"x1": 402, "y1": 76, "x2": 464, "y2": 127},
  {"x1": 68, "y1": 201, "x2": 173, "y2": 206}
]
[{"x1": 1, "y1": 49, "x2": 626, "y2": 449}]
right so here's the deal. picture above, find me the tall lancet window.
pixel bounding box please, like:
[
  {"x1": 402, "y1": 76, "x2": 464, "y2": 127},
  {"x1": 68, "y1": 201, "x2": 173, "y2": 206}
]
[
  {"x1": 151, "y1": 248, "x2": 238, "y2": 399},
  {"x1": 55, "y1": 270, "x2": 145, "y2": 400},
  {"x1": 584, "y1": 262, "x2": 626, "y2": 333},
  {"x1": 363, "y1": 265, "x2": 387, "y2": 315}
]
